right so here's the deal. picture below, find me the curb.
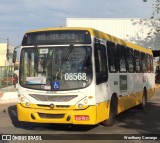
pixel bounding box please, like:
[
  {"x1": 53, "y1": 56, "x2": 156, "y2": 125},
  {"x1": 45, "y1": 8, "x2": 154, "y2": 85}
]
[{"x1": 0, "y1": 91, "x2": 18, "y2": 104}]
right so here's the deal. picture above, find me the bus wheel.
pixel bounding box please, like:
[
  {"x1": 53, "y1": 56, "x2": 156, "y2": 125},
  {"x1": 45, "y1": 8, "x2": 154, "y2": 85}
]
[
  {"x1": 139, "y1": 89, "x2": 147, "y2": 109},
  {"x1": 101, "y1": 97, "x2": 117, "y2": 127}
]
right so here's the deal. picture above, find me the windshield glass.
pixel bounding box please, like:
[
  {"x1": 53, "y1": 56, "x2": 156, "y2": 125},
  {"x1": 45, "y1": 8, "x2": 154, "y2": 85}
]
[{"x1": 19, "y1": 46, "x2": 92, "y2": 90}]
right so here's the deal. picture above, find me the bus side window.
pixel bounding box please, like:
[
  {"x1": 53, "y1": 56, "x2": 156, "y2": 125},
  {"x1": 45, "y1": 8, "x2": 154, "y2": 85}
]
[
  {"x1": 126, "y1": 47, "x2": 134, "y2": 73},
  {"x1": 107, "y1": 41, "x2": 117, "y2": 73},
  {"x1": 141, "y1": 52, "x2": 146, "y2": 73},
  {"x1": 150, "y1": 56, "x2": 154, "y2": 72},
  {"x1": 146, "y1": 54, "x2": 151, "y2": 73},
  {"x1": 117, "y1": 44, "x2": 126, "y2": 72},
  {"x1": 94, "y1": 43, "x2": 108, "y2": 85},
  {"x1": 134, "y1": 50, "x2": 141, "y2": 73}
]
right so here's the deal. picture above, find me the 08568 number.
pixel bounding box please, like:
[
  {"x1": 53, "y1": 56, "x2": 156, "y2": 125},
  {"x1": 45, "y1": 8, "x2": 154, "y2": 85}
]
[{"x1": 64, "y1": 73, "x2": 86, "y2": 80}]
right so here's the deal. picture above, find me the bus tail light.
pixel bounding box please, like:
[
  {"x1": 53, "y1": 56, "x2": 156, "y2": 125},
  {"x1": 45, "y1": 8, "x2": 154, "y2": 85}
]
[{"x1": 75, "y1": 115, "x2": 90, "y2": 121}]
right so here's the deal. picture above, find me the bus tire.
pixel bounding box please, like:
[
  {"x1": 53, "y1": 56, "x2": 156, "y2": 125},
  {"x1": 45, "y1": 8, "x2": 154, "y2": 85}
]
[
  {"x1": 139, "y1": 89, "x2": 147, "y2": 109},
  {"x1": 101, "y1": 96, "x2": 117, "y2": 127}
]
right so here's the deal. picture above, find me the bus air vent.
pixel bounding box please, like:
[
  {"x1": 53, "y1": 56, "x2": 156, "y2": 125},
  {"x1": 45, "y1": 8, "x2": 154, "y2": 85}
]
[
  {"x1": 37, "y1": 104, "x2": 70, "y2": 108},
  {"x1": 38, "y1": 113, "x2": 65, "y2": 119},
  {"x1": 29, "y1": 94, "x2": 78, "y2": 102}
]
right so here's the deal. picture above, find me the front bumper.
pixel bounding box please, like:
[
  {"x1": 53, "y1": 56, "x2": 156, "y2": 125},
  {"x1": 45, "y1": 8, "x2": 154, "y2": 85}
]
[{"x1": 17, "y1": 103, "x2": 99, "y2": 125}]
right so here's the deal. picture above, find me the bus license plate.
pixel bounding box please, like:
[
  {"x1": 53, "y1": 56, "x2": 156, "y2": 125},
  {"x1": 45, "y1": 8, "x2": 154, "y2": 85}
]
[{"x1": 75, "y1": 115, "x2": 90, "y2": 121}]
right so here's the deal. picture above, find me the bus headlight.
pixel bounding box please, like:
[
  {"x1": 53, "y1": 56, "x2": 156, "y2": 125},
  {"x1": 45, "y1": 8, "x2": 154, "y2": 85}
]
[
  {"x1": 75, "y1": 97, "x2": 90, "y2": 109},
  {"x1": 18, "y1": 94, "x2": 31, "y2": 107},
  {"x1": 20, "y1": 97, "x2": 25, "y2": 102}
]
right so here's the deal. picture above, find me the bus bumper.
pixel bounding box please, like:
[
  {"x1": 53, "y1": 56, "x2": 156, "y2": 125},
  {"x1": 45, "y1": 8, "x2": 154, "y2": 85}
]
[{"x1": 17, "y1": 103, "x2": 109, "y2": 125}]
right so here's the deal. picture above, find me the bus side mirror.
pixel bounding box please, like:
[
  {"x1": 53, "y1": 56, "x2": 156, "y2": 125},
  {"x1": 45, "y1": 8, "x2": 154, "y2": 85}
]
[{"x1": 13, "y1": 50, "x2": 17, "y2": 63}]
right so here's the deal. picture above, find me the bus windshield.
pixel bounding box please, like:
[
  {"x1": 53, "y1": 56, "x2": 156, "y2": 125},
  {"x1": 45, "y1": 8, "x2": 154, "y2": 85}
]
[{"x1": 19, "y1": 46, "x2": 92, "y2": 90}]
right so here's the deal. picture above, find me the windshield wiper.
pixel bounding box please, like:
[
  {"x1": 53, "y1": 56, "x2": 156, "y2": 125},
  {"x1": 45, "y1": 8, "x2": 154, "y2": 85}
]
[
  {"x1": 62, "y1": 44, "x2": 74, "y2": 64},
  {"x1": 53, "y1": 44, "x2": 74, "y2": 80}
]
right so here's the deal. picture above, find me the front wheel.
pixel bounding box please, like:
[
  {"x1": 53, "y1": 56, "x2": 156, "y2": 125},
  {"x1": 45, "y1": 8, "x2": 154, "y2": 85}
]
[{"x1": 101, "y1": 97, "x2": 117, "y2": 126}]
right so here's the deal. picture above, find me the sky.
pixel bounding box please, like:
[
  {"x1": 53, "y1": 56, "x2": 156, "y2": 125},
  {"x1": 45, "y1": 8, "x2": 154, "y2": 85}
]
[{"x1": 0, "y1": 0, "x2": 154, "y2": 47}]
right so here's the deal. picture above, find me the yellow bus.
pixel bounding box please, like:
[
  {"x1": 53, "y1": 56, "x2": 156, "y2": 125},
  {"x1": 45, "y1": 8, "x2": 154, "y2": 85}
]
[{"x1": 14, "y1": 27, "x2": 155, "y2": 126}]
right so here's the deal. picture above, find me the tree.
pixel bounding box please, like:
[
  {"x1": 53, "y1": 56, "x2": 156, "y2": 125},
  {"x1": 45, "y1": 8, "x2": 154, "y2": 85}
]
[
  {"x1": 142, "y1": 0, "x2": 160, "y2": 35},
  {"x1": 128, "y1": 0, "x2": 160, "y2": 50}
]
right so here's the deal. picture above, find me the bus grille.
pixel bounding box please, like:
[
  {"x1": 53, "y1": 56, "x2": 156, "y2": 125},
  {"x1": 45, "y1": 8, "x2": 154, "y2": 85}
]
[
  {"x1": 29, "y1": 94, "x2": 78, "y2": 102},
  {"x1": 38, "y1": 113, "x2": 65, "y2": 119},
  {"x1": 37, "y1": 104, "x2": 70, "y2": 108}
]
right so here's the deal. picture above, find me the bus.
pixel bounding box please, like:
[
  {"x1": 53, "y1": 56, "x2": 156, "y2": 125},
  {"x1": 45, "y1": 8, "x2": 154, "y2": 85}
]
[{"x1": 13, "y1": 27, "x2": 155, "y2": 126}]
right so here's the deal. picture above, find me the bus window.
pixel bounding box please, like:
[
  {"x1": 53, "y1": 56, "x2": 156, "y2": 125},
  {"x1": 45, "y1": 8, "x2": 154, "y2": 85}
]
[
  {"x1": 134, "y1": 50, "x2": 141, "y2": 73},
  {"x1": 107, "y1": 41, "x2": 117, "y2": 73},
  {"x1": 94, "y1": 43, "x2": 108, "y2": 85},
  {"x1": 126, "y1": 47, "x2": 134, "y2": 73},
  {"x1": 150, "y1": 56, "x2": 154, "y2": 72},
  {"x1": 20, "y1": 46, "x2": 93, "y2": 90},
  {"x1": 20, "y1": 48, "x2": 38, "y2": 84},
  {"x1": 146, "y1": 54, "x2": 151, "y2": 73},
  {"x1": 141, "y1": 52, "x2": 147, "y2": 73},
  {"x1": 117, "y1": 44, "x2": 126, "y2": 72}
]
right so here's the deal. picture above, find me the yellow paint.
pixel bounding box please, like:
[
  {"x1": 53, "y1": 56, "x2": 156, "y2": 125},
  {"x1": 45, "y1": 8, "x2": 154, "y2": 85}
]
[
  {"x1": 17, "y1": 101, "x2": 111, "y2": 125},
  {"x1": 118, "y1": 94, "x2": 130, "y2": 113},
  {"x1": 147, "y1": 88, "x2": 155, "y2": 99},
  {"x1": 96, "y1": 101, "x2": 110, "y2": 124},
  {"x1": 117, "y1": 88, "x2": 155, "y2": 114},
  {"x1": 17, "y1": 103, "x2": 94, "y2": 124}
]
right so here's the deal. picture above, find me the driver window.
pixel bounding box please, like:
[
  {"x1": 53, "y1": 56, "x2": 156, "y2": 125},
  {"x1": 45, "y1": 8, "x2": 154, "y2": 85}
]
[
  {"x1": 95, "y1": 43, "x2": 108, "y2": 85},
  {"x1": 107, "y1": 41, "x2": 117, "y2": 73}
]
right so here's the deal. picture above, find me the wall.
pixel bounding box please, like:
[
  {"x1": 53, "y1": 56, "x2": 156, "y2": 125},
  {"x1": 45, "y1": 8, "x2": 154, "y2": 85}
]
[
  {"x1": 0, "y1": 43, "x2": 7, "y2": 66},
  {"x1": 0, "y1": 43, "x2": 14, "y2": 66}
]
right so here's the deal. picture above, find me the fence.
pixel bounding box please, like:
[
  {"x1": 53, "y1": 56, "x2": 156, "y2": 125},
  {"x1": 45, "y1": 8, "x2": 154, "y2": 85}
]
[{"x1": 0, "y1": 66, "x2": 18, "y2": 91}]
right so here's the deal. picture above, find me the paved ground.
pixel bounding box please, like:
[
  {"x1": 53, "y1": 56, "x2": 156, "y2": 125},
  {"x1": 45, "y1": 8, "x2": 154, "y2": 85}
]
[{"x1": 0, "y1": 85, "x2": 18, "y2": 104}]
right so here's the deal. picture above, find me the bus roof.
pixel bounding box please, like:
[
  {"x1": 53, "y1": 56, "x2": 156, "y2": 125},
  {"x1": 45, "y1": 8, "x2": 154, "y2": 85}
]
[{"x1": 26, "y1": 27, "x2": 152, "y2": 55}]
